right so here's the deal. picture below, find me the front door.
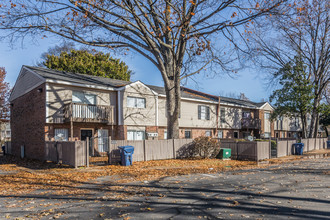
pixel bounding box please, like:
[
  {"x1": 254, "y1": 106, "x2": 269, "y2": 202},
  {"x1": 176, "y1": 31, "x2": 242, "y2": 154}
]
[{"x1": 81, "y1": 129, "x2": 93, "y2": 141}]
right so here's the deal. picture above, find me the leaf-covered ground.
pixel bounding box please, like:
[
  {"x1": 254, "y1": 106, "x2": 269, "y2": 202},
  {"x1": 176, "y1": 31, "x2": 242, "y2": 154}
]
[
  {"x1": 0, "y1": 156, "x2": 257, "y2": 196},
  {"x1": 0, "y1": 150, "x2": 329, "y2": 220},
  {"x1": 1, "y1": 149, "x2": 328, "y2": 197}
]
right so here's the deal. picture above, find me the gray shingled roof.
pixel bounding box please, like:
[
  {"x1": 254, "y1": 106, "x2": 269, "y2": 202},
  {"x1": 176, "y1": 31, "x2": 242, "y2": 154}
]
[
  {"x1": 25, "y1": 66, "x2": 131, "y2": 88},
  {"x1": 26, "y1": 66, "x2": 267, "y2": 109},
  {"x1": 147, "y1": 85, "x2": 212, "y2": 102}
]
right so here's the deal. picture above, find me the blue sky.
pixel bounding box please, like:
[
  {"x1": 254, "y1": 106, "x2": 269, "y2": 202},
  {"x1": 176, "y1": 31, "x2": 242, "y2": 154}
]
[{"x1": 0, "y1": 37, "x2": 273, "y2": 103}]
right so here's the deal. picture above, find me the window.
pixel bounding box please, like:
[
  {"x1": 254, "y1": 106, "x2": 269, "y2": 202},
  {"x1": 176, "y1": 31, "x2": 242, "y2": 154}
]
[
  {"x1": 127, "y1": 130, "x2": 145, "y2": 140},
  {"x1": 185, "y1": 130, "x2": 191, "y2": 139},
  {"x1": 198, "y1": 105, "x2": 210, "y2": 120},
  {"x1": 288, "y1": 133, "x2": 291, "y2": 138},
  {"x1": 265, "y1": 112, "x2": 270, "y2": 120},
  {"x1": 264, "y1": 132, "x2": 271, "y2": 138},
  {"x1": 217, "y1": 131, "x2": 223, "y2": 138},
  {"x1": 6, "y1": 131, "x2": 10, "y2": 138},
  {"x1": 205, "y1": 130, "x2": 212, "y2": 137},
  {"x1": 54, "y1": 129, "x2": 68, "y2": 141},
  {"x1": 98, "y1": 129, "x2": 109, "y2": 152},
  {"x1": 234, "y1": 131, "x2": 239, "y2": 138},
  {"x1": 72, "y1": 91, "x2": 96, "y2": 104},
  {"x1": 276, "y1": 132, "x2": 279, "y2": 138},
  {"x1": 281, "y1": 132, "x2": 285, "y2": 138},
  {"x1": 220, "y1": 108, "x2": 226, "y2": 123},
  {"x1": 164, "y1": 130, "x2": 167, "y2": 139},
  {"x1": 127, "y1": 96, "x2": 146, "y2": 108}
]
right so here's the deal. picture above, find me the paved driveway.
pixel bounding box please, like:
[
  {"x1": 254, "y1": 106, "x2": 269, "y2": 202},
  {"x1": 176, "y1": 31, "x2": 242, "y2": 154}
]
[{"x1": 1, "y1": 157, "x2": 329, "y2": 220}]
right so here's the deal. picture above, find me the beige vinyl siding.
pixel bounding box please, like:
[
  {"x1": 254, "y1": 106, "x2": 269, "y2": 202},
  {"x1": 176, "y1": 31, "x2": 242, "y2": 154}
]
[
  {"x1": 275, "y1": 116, "x2": 302, "y2": 132},
  {"x1": 46, "y1": 83, "x2": 117, "y2": 123},
  {"x1": 219, "y1": 107, "x2": 242, "y2": 129},
  {"x1": 10, "y1": 68, "x2": 45, "y2": 102},
  {"x1": 122, "y1": 83, "x2": 157, "y2": 126},
  {"x1": 159, "y1": 97, "x2": 242, "y2": 129},
  {"x1": 264, "y1": 111, "x2": 271, "y2": 133}
]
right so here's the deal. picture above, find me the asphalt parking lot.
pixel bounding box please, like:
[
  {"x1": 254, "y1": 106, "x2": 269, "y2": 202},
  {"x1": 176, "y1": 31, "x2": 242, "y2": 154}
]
[{"x1": 0, "y1": 156, "x2": 329, "y2": 220}]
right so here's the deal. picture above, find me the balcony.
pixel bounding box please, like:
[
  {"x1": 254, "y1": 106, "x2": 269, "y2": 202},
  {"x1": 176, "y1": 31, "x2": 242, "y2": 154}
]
[
  {"x1": 241, "y1": 118, "x2": 261, "y2": 129},
  {"x1": 63, "y1": 103, "x2": 114, "y2": 124}
]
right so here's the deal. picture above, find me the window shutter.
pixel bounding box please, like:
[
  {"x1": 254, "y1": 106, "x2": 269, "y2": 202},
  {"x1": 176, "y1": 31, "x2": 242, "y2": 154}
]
[
  {"x1": 198, "y1": 105, "x2": 201, "y2": 119},
  {"x1": 206, "y1": 106, "x2": 210, "y2": 120}
]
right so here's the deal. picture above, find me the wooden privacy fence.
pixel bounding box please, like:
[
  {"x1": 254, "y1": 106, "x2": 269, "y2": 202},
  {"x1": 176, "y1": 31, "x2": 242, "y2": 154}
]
[
  {"x1": 219, "y1": 140, "x2": 271, "y2": 161},
  {"x1": 277, "y1": 138, "x2": 327, "y2": 157},
  {"x1": 45, "y1": 141, "x2": 87, "y2": 168},
  {"x1": 108, "y1": 139, "x2": 194, "y2": 164}
]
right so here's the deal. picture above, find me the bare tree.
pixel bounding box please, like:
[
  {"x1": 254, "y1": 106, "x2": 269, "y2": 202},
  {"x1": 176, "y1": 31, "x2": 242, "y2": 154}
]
[
  {"x1": 251, "y1": 0, "x2": 330, "y2": 138},
  {"x1": 0, "y1": 0, "x2": 285, "y2": 138}
]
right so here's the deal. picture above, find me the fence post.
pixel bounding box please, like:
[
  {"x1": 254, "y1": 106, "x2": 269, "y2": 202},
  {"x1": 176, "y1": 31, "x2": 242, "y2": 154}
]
[
  {"x1": 172, "y1": 139, "x2": 176, "y2": 159},
  {"x1": 276, "y1": 138, "x2": 279, "y2": 158},
  {"x1": 236, "y1": 141, "x2": 239, "y2": 160},
  {"x1": 269, "y1": 139, "x2": 271, "y2": 159},
  {"x1": 86, "y1": 138, "x2": 89, "y2": 167},
  {"x1": 108, "y1": 136, "x2": 111, "y2": 165},
  {"x1": 143, "y1": 140, "x2": 146, "y2": 161}
]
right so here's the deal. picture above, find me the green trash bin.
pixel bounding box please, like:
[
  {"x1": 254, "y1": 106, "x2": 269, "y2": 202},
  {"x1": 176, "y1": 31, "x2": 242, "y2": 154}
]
[{"x1": 218, "y1": 148, "x2": 231, "y2": 159}]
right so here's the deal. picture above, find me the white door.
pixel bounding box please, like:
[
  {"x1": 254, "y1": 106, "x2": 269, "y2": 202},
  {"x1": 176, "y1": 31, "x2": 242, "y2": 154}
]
[{"x1": 98, "y1": 129, "x2": 108, "y2": 152}]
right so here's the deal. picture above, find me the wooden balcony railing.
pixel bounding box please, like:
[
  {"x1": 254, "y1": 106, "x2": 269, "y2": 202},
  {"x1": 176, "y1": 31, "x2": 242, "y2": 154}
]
[
  {"x1": 63, "y1": 103, "x2": 114, "y2": 124},
  {"x1": 241, "y1": 118, "x2": 261, "y2": 129}
]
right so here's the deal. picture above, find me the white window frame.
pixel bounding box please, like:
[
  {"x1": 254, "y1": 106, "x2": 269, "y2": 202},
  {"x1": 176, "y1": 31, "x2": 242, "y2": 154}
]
[
  {"x1": 72, "y1": 91, "x2": 96, "y2": 105},
  {"x1": 205, "y1": 130, "x2": 212, "y2": 137},
  {"x1": 127, "y1": 96, "x2": 146, "y2": 108},
  {"x1": 54, "y1": 128, "x2": 69, "y2": 141},
  {"x1": 127, "y1": 130, "x2": 145, "y2": 140},
  {"x1": 217, "y1": 131, "x2": 223, "y2": 138}
]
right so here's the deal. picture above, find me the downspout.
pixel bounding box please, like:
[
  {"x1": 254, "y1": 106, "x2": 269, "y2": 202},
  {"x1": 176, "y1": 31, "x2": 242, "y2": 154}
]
[{"x1": 215, "y1": 96, "x2": 220, "y2": 138}]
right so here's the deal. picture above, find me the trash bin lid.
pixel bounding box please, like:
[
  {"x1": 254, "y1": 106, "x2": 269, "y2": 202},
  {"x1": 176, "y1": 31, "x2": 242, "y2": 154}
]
[{"x1": 118, "y1": 145, "x2": 134, "y2": 154}]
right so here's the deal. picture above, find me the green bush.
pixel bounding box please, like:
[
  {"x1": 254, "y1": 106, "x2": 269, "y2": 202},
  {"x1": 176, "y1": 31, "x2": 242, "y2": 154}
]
[{"x1": 192, "y1": 137, "x2": 220, "y2": 159}]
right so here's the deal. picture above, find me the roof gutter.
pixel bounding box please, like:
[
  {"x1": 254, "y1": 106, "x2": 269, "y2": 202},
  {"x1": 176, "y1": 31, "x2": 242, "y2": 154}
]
[{"x1": 46, "y1": 79, "x2": 116, "y2": 91}]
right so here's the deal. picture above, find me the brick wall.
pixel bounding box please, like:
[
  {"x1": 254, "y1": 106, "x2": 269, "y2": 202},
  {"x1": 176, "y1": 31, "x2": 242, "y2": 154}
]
[
  {"x1": 10, "y1": 84, "x2": 46, "y2": 159},
  {"x1": 46, "y1": 123, "x2": 117, "y2": 140}
]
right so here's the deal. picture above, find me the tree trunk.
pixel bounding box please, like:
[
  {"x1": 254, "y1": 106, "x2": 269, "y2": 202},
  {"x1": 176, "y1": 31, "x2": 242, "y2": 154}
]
[
  {"x1": 314, "y1": 113, "x2": 320, "y2": 138},
  {"x1": 301, "y1": 113, "x2": 307, "y2": 139},
  {"x1": 309, "y1": 92, "x2": 321, "y2": 138},
  {"x1": 165, "y1": 78, "x2": 181, "y2": 139}
]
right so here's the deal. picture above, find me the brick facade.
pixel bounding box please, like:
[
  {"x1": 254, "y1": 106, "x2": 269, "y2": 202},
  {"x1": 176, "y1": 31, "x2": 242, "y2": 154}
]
[
  {"x1": 10, "y1": 84, "x2": 46, "y2": 160},
  {"x1": 45, "y1": 123, "x2": 116, "y2": 141}
]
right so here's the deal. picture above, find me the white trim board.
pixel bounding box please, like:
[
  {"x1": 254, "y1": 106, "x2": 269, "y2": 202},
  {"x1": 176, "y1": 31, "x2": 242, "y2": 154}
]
[{"x1": 117, "y1": 80, "x2": 159, "y2": 96}]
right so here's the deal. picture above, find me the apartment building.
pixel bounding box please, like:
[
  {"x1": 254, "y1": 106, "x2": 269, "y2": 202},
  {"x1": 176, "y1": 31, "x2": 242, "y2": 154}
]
[{"x1": 9, "y1": 66, "x2": 301, "y2": 159}]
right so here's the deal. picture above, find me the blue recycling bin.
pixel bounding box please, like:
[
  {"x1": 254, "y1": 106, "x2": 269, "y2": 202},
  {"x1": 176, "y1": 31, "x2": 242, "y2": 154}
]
[
  {"x1": 293, "y1": 143, "x2": 304, "y2": 155},
  {"x1": 118, "y1": 146, "x2": 134, "y2": 166},
  {"x1": 327, "y1": 141, "x2": 330, "y2": 149}
]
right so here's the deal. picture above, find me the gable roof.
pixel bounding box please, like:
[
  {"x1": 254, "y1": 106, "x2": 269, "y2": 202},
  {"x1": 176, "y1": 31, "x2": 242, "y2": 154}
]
[
  {"x1": 24, "y1": 66, "x2": 131, "y2": 89},
  {"x1": 14, "y1": 66, "x2": 270, "y2": 110}
]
